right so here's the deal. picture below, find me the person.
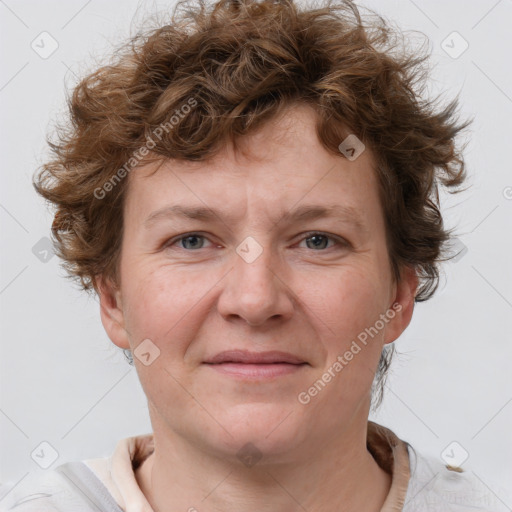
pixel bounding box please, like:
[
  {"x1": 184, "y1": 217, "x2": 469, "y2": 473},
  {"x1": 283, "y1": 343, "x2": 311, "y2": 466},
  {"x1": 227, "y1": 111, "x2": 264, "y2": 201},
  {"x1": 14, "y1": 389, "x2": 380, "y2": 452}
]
[{"x1": 0, "y1": 0, "x2": 506, "y2": 510}]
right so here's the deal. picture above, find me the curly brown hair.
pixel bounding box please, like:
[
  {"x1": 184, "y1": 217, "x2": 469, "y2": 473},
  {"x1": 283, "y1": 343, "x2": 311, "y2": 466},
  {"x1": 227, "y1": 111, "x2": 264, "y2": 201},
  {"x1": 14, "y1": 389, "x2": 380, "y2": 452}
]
[{"x1": 33, "y1": 0, "x2": 471, "y2": 408}]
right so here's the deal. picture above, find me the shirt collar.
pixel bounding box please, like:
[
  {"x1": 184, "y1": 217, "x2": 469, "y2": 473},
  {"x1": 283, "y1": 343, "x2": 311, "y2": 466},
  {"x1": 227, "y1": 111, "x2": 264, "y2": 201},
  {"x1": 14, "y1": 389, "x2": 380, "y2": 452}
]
[{"x1": 85, "y1": 421, "x2": 410, "y2": 512}]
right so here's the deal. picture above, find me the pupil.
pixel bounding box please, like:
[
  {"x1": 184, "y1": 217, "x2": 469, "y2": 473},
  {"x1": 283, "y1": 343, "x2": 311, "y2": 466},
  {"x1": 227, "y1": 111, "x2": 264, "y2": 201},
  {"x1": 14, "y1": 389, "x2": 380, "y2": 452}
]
[
  {"x1": 308, "y1": 235, "x2": 327, "y2": 249},
  {"x1": 185, "y1": 236, "x2": 201, "y2": 249}
]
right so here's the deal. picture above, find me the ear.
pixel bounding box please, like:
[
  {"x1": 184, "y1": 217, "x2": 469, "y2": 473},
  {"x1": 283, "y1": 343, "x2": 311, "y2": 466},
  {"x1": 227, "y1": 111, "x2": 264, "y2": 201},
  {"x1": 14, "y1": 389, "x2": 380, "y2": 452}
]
[
  {"x1": 96, "y1": 275, "x2": 131, "y2": 350},
  {"x1": 383, "y1": 265, "x2": 418, "y2": 344}
]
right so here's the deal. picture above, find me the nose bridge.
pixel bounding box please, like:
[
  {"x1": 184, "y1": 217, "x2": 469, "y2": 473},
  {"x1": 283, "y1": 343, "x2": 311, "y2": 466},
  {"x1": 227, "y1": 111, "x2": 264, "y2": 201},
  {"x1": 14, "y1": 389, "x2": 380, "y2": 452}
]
[
  {"x1": 234, "y1": 234, "x2": 279, "y2": 302},
  {"x1": 218, "y1": 233, "x2": 294, "y2": 325},
  {"x1": 236, "y1": 234, "x2": 275, "y2": 288}
]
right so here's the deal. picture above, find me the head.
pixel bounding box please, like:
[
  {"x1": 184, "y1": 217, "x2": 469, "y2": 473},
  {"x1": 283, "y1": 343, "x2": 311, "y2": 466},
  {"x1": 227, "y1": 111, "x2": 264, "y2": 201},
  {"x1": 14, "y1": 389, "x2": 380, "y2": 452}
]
[{"x1": 34, "y1": 0, "x2": 469, "y2": 457}]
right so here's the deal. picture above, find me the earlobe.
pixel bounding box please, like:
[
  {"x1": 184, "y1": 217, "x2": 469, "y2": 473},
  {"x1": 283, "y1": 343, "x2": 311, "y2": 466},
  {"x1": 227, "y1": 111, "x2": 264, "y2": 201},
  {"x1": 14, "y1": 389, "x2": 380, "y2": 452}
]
[
  {"x1": 96, "y1": 275, "x2": 131, "y2": 350},
  {"x1": 384, "y1": 266, "x2": 418, "y2": 345}
]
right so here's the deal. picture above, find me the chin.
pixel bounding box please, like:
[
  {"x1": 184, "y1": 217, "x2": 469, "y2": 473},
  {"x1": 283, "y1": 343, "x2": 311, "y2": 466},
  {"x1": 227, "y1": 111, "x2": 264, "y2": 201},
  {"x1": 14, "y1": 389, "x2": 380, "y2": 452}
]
[{"x1": 209, "y1": 402, "x2": 306, "y2": 459}]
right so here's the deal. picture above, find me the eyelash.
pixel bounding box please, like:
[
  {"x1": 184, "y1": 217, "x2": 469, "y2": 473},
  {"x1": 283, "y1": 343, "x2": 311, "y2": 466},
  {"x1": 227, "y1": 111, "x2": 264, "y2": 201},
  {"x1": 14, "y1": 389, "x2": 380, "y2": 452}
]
[{"x1": 163, "y1": 231, "x2": 349, "y2": 251}]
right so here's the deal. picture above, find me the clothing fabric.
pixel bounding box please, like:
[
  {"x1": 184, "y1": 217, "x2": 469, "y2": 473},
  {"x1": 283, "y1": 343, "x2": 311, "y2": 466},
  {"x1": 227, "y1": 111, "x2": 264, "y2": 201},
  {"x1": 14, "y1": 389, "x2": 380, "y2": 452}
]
[{"x1": 0, "y1": 422, "x2": 507, "y2": 511}]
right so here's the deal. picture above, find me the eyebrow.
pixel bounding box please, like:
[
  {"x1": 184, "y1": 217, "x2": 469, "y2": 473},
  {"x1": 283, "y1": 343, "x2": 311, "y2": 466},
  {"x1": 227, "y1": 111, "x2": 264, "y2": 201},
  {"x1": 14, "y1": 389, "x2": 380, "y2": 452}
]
[{"x1": 143, "y1": 204, "x2": 368, "y2": 233}]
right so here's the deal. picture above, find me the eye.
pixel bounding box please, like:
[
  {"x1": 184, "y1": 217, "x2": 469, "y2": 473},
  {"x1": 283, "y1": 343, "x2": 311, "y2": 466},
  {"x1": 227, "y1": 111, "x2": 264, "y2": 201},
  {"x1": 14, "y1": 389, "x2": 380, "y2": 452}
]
[
  {"x1": 165, "y1": 233, "x2": 213, "y2": 250},
  {"x1": 162, "y1": 231, "x2": 348, "y2": 252},
  {"x1": 297, "y1": 232, "x2": 347, "y2": 251}
]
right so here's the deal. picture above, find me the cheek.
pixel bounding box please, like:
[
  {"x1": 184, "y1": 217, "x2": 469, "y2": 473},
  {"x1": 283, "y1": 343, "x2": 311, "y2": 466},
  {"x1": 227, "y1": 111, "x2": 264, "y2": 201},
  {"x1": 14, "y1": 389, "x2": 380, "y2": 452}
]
[
  {"x1": 305, "y1": 266, "x2": 390, "y2": 398},
  {"x1": 121, "y1": 263, "x2": 215, "y2": 353},
  {"x1": 308, "y1": 265, "x2": 389, "y2": 342}
]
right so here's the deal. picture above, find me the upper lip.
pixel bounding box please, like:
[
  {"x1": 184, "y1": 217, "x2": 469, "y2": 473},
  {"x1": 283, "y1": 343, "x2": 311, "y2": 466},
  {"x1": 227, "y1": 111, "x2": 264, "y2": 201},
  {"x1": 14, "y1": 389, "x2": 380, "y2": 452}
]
[{"x1": 204, "y1": 350, "x2": 306, "y2": 365}]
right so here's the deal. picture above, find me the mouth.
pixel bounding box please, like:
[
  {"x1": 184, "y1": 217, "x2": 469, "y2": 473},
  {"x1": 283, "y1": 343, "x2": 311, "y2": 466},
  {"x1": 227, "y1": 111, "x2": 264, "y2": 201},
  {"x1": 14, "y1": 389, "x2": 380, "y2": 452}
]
[{"x1": 203, "y1": 350, "x2": 308, "y2": 379}]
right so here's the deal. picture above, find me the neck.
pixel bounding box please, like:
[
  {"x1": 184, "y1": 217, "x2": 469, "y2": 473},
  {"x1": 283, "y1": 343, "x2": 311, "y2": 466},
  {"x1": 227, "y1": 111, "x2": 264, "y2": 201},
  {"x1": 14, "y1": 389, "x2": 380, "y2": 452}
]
[{"x1": 135, "y1": 417, "x2": 392, "y2": 512}]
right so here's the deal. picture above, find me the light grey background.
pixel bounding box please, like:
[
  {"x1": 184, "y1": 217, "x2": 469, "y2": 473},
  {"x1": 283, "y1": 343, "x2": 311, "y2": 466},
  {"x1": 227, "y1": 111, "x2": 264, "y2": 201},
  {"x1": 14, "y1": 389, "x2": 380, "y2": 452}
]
[{"x1": 1, "y1": 0, "x2": 511, "y2": 507}]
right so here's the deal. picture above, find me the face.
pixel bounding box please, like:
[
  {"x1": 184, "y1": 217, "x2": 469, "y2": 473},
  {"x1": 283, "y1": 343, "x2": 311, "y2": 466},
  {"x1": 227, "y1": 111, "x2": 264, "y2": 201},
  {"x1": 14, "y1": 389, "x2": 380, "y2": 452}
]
[{"x1": 99, "y1": 103, "x2": 417, "y2": 462}]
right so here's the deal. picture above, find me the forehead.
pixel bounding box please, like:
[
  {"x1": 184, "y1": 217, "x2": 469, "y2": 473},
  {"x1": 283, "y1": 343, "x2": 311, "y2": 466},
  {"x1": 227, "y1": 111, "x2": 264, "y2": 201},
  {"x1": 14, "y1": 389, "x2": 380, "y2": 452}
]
[{"x1": 124, "y1": 103, "x2": 381, "y2": 227}]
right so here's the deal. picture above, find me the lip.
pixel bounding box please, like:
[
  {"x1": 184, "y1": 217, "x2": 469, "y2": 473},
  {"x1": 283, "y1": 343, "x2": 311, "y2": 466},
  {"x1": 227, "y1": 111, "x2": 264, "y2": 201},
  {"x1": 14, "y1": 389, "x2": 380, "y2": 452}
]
[
  {"x1": 203, "y1": 350, "x2": 308, "y2": 379},
  {"x1": 205, "y1": 362, "x2": 307, "y2": 379},
  {"x1": 204, "y1": 350, "x2": 306, "y2": 365}
]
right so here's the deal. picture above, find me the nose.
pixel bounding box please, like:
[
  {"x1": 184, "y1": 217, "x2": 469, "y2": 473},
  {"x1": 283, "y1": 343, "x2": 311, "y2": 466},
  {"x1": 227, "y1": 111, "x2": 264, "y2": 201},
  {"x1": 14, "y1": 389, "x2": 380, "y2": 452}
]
[{"x1": 216, "y1": 237, "x2": 295, "y2": 327}]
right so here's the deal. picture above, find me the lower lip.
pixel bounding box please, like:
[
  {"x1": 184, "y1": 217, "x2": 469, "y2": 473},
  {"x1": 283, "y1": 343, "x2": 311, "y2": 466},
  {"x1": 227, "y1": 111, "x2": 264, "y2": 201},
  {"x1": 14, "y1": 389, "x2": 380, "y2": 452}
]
[{"x1": 204, "y1": 362, "x2": 307, "y2": 379}]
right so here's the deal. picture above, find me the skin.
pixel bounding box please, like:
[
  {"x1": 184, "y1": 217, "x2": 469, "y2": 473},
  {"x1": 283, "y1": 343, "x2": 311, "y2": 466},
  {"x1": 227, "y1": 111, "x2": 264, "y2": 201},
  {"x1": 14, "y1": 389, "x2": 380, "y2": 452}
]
[{"x1": 98, "y1": 103, "x2": 418, "y2": 512}]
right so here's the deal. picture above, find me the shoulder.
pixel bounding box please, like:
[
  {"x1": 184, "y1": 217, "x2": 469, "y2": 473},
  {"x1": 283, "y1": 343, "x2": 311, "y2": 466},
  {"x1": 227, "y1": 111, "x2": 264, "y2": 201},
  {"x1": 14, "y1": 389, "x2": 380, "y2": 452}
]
[
  {"x1": 1, "y1": 463, "x2": 75, "y2": 512},
  {"x1": 0, "y1": 460, "x2": 121, "y2": 512},
  {"x1": 403, "y1": 444, "x2": 509, "y2": 511}
]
